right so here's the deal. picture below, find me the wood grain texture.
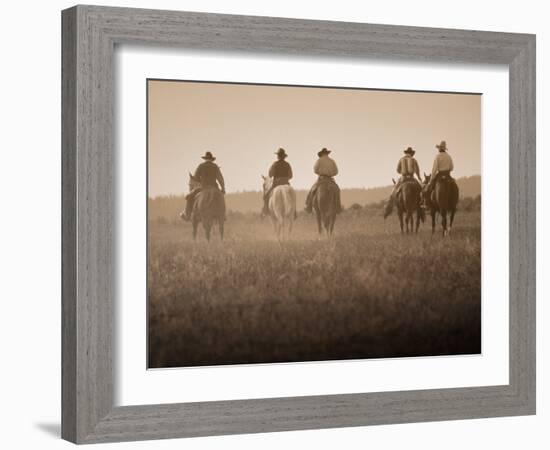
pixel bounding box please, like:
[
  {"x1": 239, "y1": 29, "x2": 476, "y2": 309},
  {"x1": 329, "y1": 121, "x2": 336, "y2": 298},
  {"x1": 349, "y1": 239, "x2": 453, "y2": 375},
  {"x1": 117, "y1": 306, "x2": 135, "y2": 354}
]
[
  {"x1": 62, "y1": 5, "x2": 115, "y2": 442},
  {"x1": 61, "y1": 6, "x2": 77, "y2": 443},
  {"x1": 61, "y1": 4, "x2": 536, "y2": 444},
  {"x1": 508, "y1": 36, "x2": 536, "y2": 409}
]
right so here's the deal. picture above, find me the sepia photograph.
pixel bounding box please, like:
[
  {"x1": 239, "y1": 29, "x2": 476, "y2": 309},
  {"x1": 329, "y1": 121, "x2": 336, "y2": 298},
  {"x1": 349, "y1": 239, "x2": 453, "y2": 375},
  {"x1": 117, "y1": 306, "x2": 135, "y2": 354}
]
[{"x1": 147, "y1": 79, "x2": 482, "y2": 369}]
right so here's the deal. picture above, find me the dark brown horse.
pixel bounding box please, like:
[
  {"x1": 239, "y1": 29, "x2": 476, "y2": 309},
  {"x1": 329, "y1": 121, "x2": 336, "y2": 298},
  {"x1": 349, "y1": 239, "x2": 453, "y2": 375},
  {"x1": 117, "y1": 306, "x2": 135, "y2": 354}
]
[
  {"x1": 313, "y1": 180, "x2": 339, "y2": 237},
  {"x1": 422, "y1": 173, "x2": 459, "y2": 236},
  {"x1": 187, "y1": 174, "x2": 225, "y2": 241},
  {"x1": 391, "y1": 178, "x2": 424, "y2": 234}
]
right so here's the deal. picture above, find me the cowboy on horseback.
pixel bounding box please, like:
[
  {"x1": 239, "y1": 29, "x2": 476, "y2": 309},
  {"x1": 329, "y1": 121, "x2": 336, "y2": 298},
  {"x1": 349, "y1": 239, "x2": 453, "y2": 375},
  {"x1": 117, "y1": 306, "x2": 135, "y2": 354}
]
[
  {"x1": 424, "y1": 140, "x2": 454, "y2": 195},
  {"x1": 384, "y1": 146, "x2": 422, "y2": 218},
  {"x1": 305, "y1": 147, "x2": 342, "y2": 214},
  {"x1": 181, "y1": 151, "x2": 225, "y2": 222},
  {"x1": 262, "y1": 148, "x2": 293, "y2": 217},
  {"x1": 423, "y1": 140, "x2": 458, "y2": 235}
]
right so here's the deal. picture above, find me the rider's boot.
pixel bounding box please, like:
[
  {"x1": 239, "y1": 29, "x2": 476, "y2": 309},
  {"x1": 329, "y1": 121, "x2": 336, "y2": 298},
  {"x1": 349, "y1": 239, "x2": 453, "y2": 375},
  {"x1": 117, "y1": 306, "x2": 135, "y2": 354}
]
[{"x1": 180, "y1": 201, "x2": 193, "y2": 222}]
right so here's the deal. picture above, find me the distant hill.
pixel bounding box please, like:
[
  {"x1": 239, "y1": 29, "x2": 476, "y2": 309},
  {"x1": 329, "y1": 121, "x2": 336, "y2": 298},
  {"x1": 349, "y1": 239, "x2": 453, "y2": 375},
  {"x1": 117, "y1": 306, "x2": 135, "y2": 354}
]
[{"x1": 149, "y1": 175, "x2": 481, "y2": 219}]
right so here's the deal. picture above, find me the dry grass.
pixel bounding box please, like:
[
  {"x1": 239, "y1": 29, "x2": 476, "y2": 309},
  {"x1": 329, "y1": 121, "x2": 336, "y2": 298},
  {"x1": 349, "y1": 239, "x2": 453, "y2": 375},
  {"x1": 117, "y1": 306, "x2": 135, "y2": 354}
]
[{"x1": 148, "y1": 210, "x2": 481, "y2": 368}]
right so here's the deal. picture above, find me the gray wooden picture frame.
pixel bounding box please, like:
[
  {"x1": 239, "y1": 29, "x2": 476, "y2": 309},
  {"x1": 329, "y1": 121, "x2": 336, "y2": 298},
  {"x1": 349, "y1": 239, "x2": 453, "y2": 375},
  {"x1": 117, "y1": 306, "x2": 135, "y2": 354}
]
[{"x1": 61, "y1": 5, "x2": 536, "y2": 444}]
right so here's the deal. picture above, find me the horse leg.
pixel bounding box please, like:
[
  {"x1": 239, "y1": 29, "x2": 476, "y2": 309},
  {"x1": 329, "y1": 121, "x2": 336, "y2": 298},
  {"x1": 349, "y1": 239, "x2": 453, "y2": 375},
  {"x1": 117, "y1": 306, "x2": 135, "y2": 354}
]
[
  {"x1": 431, "y1": 210, "x2": 436, "y2": 235},
  {"x1": 415, "y1": 211, "x2": 420, "y2": 233},
  {"x1": 449, "y1": 209, "x2": 456, "y2": 235},
  {"x1": 192, "y1": 219, "x2": 199, "y2": 241},
  {"x1": 288, "y1": 218, "x2": 293, "y2": 240},
  {"x1": 204, "y1": 221, "x2": 211, "y2": 242},
  {"x1": 326, "y1": 215, "x2": 334, "y2": 239},
  {"x1": 316, "y1": 211, "x2": 323, "y2": 237},
  {"x1": 275, "y1": 221, "x2": 282, "y2": 242},
  {"x1": 270, "y1": 216, "x2": 279, "y2": 242},
  {"x1": 441, "y1": 211, "x2": 447, "y2": 237},
  {"x1": 219, "y1": 218, "x2": 224, "y2": 241},
  {"x1": 287, "y1": 216, "x2": 294, "y2": 240},
  {"x1": 398, "y1": 211, "x2": 404, "y2": 234}
]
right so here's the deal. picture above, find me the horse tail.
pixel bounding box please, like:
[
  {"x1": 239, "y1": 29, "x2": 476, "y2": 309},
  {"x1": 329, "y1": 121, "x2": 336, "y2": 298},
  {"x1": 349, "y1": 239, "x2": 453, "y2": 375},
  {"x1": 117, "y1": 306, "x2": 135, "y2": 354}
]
[
  {"x1": 451, "y1": 181, "x2": 459, "y2": 210},
  {"x1": 269, "y1": 186, "x2": 296, "y2": 240},
  {"x1": 435, "y1": 178, "x2": 458, "y2": 212},
  {"x1": 317, "y1": 183, "x2": 338, "y2": 230},
  {"x1": 195, "y1": 188, "x2": 225, "y2": 222},
  {"x1": 283, "y1": 186, "x2": 296, "y2": 218},
  {"x1": 330, "y1": 184, "x2": 339, "y2": 218},
  {"x1": 401, "y1": 182, "x2": 421, "y2": 213},
  {"x1": 270, "y1": 186, "x2": 295, "y2": 220}
]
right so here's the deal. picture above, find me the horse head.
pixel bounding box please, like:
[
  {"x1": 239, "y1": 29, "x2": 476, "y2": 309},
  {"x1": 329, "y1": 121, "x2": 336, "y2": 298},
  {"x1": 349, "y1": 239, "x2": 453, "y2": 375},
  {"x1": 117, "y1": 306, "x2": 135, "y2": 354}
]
[
  {"x1": 420, "y1": 173, "x2": 432, "y2": 207},
  {"x1": 422, "y1": 172, "x2": 431, "y2": 187},
  {"x1": 188, "y1": 172, "x2": 200, "y2": 192}
]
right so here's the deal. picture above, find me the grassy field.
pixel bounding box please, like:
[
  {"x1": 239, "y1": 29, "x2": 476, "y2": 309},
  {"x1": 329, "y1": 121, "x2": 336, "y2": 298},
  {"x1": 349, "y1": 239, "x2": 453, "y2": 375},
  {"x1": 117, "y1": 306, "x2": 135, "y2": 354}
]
[{"x1": 148, "y1": 208, "x2": 481, "y2": 368}]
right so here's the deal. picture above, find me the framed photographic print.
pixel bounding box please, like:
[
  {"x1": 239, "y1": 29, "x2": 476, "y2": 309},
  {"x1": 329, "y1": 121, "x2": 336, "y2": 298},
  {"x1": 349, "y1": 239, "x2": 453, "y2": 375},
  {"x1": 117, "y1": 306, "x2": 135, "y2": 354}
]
[{"x1": 62, "y1": 5, "x2": 536, "y2": 444}]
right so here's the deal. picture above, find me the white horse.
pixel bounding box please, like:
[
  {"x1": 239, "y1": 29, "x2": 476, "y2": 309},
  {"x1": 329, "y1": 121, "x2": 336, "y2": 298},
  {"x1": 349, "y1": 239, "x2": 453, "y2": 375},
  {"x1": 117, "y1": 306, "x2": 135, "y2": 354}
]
[{"x1": 262, "y1": 176, "x2": 296, "y2": 242}]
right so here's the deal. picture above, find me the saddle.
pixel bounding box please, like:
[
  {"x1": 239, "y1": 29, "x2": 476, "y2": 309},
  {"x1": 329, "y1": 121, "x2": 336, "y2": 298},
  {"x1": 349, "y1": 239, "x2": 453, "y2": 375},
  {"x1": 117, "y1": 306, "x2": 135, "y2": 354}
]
[
  {"x1": 266, "y1": 180, "x2": 290, "y2": 198},
  {"x1": 436, "y1": 171, "x2": 453, "y2": 184},
  {"x1": 402, "y1": 175, "x2": 417, "y2": 184},
  {"x1": 272, "y1": 177, "x2": 290, "y2": 188},
  {"x1": 397, "y1": 176, "x2": 420, "y2": 195},
  {"x1": 201, "y1": 184, "x2": 222, "y2": 191},
  {"x1": 318, "y1": 175, "x2": 338, "y2": 186}
]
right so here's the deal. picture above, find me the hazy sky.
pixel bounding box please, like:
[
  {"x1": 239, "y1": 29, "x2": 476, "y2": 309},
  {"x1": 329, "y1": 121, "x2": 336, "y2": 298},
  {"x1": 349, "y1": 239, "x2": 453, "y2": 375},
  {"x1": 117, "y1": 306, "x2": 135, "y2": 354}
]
[{"x1": 148, "y1": 80, "x2": 480, "y2": 197}]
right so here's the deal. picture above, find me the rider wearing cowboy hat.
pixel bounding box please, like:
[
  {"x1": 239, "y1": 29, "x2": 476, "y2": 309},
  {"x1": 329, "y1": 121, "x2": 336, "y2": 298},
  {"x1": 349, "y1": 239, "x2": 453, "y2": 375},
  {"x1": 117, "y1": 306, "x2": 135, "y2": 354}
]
[
  {"x1": 181, "y1": 151, "x2": 226, "y2": 221},
  {"x1": 384, "y1": 146, "x2": 422, "y2": 218},
  {"x1": 425, "y1": 140, "x2": 454, "y2": 194},
  {"x1": 262, "y1": 148, "x2": 293, "y2": 217},
  {"x1": 305, "y1": 147, "x2": 342, "y2": 214}
]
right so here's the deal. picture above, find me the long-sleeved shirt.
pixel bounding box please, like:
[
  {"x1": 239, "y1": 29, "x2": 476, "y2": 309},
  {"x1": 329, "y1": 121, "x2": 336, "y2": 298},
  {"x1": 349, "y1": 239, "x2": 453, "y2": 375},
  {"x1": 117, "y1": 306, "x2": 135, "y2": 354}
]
[
  {"x1": 397, "y1": 155, "x2": 420, "y2": 179},
  {"x1": 194, "y1": 161, "x2": 225, "y2": 191},
  {"x1": 431, "y1": 152, "x2": 454, "y2": 177},
  {"x1": 314, "y1": 156, "x2": 338, "y2": 177},
  {"x1": 268, "y1": 160, "x2": 293, "y2": 180}
]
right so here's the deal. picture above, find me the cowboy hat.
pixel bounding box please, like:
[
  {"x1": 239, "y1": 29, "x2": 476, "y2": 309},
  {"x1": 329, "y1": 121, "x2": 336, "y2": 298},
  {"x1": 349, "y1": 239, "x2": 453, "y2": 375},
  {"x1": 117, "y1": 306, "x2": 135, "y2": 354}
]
[
  {"x1": 318, "y1": 147, "x2": 331, "y2": 157},
  {"x1": 201, "y1": 151, "x2": 216, "y2": 161},
  {"x1": 403, "y1": 146, "x2": 415, "y2": 155},
  {"x1": 436, "y1": 140, "x2": 448, "y2": 151},
  {"x1": 275, "y1": 148, "x2": 288, "y2": 158}
]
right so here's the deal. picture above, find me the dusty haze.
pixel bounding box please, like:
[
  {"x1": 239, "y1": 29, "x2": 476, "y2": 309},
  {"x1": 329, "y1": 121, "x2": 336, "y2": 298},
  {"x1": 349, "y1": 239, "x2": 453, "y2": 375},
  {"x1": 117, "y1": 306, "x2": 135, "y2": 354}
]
[{"x1": 148, "y1": 80, "x2": 481, "y2": 197}]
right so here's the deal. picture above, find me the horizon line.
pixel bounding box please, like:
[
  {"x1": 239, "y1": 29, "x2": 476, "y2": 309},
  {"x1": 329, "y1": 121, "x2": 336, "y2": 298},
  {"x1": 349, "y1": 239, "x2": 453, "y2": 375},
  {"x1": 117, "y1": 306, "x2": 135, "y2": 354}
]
[{"x1": 148, "y1": 174, "x2": 481, "y2": 200}]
